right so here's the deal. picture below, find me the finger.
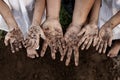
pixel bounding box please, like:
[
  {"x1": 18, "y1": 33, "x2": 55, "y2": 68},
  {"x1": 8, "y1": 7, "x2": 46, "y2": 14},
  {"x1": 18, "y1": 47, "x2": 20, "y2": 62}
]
[
  {"x1": 35, "y1": 53, "x2": 39, "y2": 58},
  {"x1": 81, "y1": 38, "x2": 89, "y2": 50},
  {"x1": 23, "y1": 38, "x2": 29, "y2": 44},
  {"x1": 40, "y1": 41, "x2": 48, "y2": 57},
  {"x1": 58, "y1": 40, "x2": 64, "y2": 58},
  {"x1": 74, "y1": 48, "x2": 79, "y2": 66},
  {"x1": 96, "y1": 39, "x2": 101, "y2": 51},
  {"x1": 10, "y1": 42, "x2": 15, "y2": 53},
  {"x1": 39, "y1": 27, "x2": 46, "y2": 40},
  {"x1": 18, "y1": 42, "x2": 22, "y2": 49},
  {"x1": 26, "y1": 39, "x2": 35, "y2": 49},
  {"x1": 103, "y1": 41, "x2": 107, "y2": 54},
  {"x1": 4, "y1": 34, "x2": 11, "y2": 46},
  {"x1": 77, "y1": 28, "x2": 86, "y2": 36},
  {"x1": 93, "y1": 36, "x2": 99, "y2": 47},
  {"x1": 13, "y1": 41, "x2": 19, "y2": 52},
  {"x1": 50, "y1": 44, "x2": 57, "y2": 60},
  {"x1": 33, "y1": 35, "x2": 40, "y2": 49},
  {"x1": 78, "y1": 36, "x2": 87, "y2": 47},
  {"x1": 61, "y1": 45, "x2": 67, "y2": 61},
  {"x1": 27, "y1": 48, "x2": 38, "y2": 58},
  {"x1": 98, "y1": 42, "x2": 104, "y2": 53},
  {"x1": 108, "y1": 37, "x2": 112, "y2": 47},
  {"x1": 23, "y1": 39, "x2": 31, "y2": 47},
  {"x1": 65, "y1": 47, "x2": 72, "y2": 66},
  {"x1": 86, "y1": 38, "x2": 93, "y2": 50}
]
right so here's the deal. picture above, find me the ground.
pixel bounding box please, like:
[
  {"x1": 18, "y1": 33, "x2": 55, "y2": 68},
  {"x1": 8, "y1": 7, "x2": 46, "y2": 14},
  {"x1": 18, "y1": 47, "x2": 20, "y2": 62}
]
[{"x1": 0, "y1": 38, "x2": 120, "y2": 80}]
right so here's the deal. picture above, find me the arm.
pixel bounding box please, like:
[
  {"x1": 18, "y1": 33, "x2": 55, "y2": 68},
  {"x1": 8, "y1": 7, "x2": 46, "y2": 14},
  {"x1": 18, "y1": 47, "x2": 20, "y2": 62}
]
[
  {"x1": 25, "y1": 0, "x2": 46, "y2": 58},
  {"x1": 72, "y1": 0, "x2": 95, "y2": 27},
  {"x1": 40, "y1": 0, "x2": 64, "y2": 60},
  {"x1": 63, "y1": 0, "x2": 95, "y2": 66},
  {"x1": 31, "y1": 0, "x2": 45, "y2": 26},
  {"x1": 89, "y1": 0, "x2": 101, "y2": 24},
  {"x1": 0, "y1": 0, "x2": 19, "y2": 31},
  {"x1": 105, "y1": 11, "x2": 120, "y2": 29},
  {"x1": 46, "y1": 0, "x2": 61, "y2": 19},
  {"x1": 0, "y1": 1, "x2": 23, "y2": 53}
]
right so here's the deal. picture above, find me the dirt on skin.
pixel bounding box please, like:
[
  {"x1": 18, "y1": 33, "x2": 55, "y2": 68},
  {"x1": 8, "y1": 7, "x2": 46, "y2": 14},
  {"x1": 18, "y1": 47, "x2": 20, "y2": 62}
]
[{"x1": 0, "y1": 39, "x2": 120, "y2": 80}]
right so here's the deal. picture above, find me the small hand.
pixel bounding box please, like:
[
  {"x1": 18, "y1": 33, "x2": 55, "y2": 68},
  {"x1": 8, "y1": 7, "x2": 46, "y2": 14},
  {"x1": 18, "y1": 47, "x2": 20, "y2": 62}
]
[
  {"x1": 40, "y1": 19, "x2": 64, "y2": 60},
  {"x1": 26, "y1": 47, "x2": 39, "y2": 59},
  {"x1": 96, "y1": 23, "x2": 113, "y2": 53},
  {"x1": 63, "y1": 24, "x2": 81, "y2": 66},
  {"x1": 4, "y1": 28, "x2": 23, "y2": 53},
  {"x1": 23, "y1": 25, "x2": 46, "y2": 49},
  {"x1": 77, "y1": 23, "x2": 98, "y2": 50}
]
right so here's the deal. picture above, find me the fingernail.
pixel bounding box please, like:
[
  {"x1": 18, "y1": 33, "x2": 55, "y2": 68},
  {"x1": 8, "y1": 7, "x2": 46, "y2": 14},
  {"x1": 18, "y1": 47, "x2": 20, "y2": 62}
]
[
  {"x1": 40, "y1": 53, "x2": 44, "y2": 57},
  {"x1": 81, "y1": 47, "x2": 84, "y2": 50},
  {"x1": 60, "y1": 57, "x2": 64, "y2": 61},
  {"x1": 12, "y1": 51, "x2": 15, "y2": 53},
  {"x1": 75, "y1": 63, "x2": 78, "y2": 66}
]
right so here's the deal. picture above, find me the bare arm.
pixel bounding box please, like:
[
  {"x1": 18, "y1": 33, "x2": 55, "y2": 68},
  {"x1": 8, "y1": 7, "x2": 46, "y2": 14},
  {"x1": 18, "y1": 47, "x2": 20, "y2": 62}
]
[
  {"x1": 72, "y1": 0, "x2": 95, "y2": 27},
  {"x1": 0, "y1": 0, "x2": 18, "y2": 30},
  {"x1": 89, "y1": 0, "x2": 101, "y2": 24},
  {"x1": 46, "y1": 0, "x2": 61, "y2": 19},
  {"x1": 106, "y1": 11, "x2": 120, "y2": 29},
  {"x1": 32, "y1": 0, "x2": 45, "y2": 26}
]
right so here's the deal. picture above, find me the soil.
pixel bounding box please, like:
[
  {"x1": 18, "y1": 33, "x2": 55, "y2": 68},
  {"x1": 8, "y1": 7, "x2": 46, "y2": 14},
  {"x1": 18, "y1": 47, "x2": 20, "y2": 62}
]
[{"x1": 0, "y1": 39, "x2": 120, "y2": 80}]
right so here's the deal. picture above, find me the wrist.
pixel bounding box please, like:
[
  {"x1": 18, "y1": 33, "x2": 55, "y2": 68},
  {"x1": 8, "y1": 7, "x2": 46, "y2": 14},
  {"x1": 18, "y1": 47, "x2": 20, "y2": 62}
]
[
  {"x1": 70, "y1": 23, "x2": 82, "y2": 30},
  {"x1": 88, "y1": 23, "x2": 98, "y2": 28},
  {"x1": 47, "y1": 16, "x2": 59, "y2": 21},
  {"x1": 8, "y1": 25, "x2": 19, "y2": 32},
  {"x1": 103, "y1": 22, "x2": 113, "y2": 29}
]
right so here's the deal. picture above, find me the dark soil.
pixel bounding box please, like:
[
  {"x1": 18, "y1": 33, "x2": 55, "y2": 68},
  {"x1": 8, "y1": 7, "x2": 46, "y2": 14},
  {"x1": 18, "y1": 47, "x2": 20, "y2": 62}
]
[{"x1": 0, "y1": 39, "x2": 120, "y2": 80}]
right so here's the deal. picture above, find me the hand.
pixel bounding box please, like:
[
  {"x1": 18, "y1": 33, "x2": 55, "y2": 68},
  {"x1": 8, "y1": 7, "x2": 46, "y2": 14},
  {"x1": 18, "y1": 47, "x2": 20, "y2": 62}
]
[
  {"x1": 4, "y1": 28, "x2": 23, "y2": 53},
  {"x1": 63, "y1": 24, "x2": 81, "y2": 66},
  {"x1": 77, "y1": 23, "x2": 98, "y2": 50},
  {"x1": 23, "y1": 25, "x2": 46, "y2": 49},
  {"x1": 26, "y1": 47, "x2": 39, "y2": 59},
  {"x1": 96, "y1": 23, "x2": 113, "y2": 53},
  {"x1": 40, "y1": 19, "x2": 64, "y2": 60}
]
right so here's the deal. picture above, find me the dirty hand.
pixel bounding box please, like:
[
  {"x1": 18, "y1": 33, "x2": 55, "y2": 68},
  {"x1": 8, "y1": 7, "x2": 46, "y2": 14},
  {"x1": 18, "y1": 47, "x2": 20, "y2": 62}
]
[
  {"x1": 77, "y1": 23, "x2": 98, "y2": 50},
  {"x1": 24, "y1": 25, "x2": 46, "y2": 49},
  {"x1": 96, "y1": 23, "x2": 113, "y2": 54},
  {"x1": 40, "y1": 19, "x2": 64, "y2": 60},
  {"x1": 4, "y1": 28, "x2": 23, "y2": 53},
  {"x1": 23, "y1": 25, "x2": 46, "y2": 58},
  {"x1": 63, "y1": 24, "x2": 81, "y2": 66}
]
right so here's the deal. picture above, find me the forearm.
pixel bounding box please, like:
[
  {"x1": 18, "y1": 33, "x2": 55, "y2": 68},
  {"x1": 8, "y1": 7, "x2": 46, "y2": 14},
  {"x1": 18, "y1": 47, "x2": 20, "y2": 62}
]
[
  {"x1": 32, "y1": 0, "x2": 45, "y2": 26},
  {"x1": 72, "y1": 0, "x2": 95, "y2": 26},
  {"x1": 89, "y1": 0, "x2": 101, "y2": 25},
  {"x1": 0, "y1": 0, "x2": 18, "y2": 30},
  {"x1": 107, "y1": 11, "x2": 120, "y2": 29},
  {"x1": 46, "y1": 0, "x2": 61, "y2": 20}
]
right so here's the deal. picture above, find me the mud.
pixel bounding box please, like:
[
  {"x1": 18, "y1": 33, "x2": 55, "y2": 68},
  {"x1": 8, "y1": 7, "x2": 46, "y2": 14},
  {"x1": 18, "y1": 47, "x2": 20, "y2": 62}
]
[{"x1": 0, "y1": 38, "x2": 120, "y2": 80}]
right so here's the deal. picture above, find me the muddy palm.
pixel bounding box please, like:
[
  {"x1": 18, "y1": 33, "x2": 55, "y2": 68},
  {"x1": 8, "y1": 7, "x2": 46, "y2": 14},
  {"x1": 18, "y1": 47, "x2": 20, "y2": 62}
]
[
  {"x1": 4, "y1": 28, "x2": 23, "y2": 53},
  {"x1": 40, "y1": 19, "x2": 64, "y2": 60}
]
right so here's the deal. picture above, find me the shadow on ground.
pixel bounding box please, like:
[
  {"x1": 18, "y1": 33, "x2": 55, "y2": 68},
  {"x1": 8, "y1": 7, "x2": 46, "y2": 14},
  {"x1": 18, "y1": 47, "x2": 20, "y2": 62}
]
[{"x1": 0, "y1": 39, "x2": 120, "y2": 80}]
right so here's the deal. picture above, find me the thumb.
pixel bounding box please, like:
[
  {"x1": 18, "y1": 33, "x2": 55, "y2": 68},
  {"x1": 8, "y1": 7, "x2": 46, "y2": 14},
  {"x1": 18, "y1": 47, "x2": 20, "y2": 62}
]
[{"x1": 39, "y1": 28, "x2": 46, "y2": 40}]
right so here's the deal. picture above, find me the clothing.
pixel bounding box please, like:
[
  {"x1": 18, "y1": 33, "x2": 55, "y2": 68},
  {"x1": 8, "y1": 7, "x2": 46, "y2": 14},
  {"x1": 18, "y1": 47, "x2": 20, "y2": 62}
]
[
  {"x1": 0, "y1": 0, "x2": 46, "y2": 36},
  {"x1": 98, "y1": 0, "x2": 120, "y2": 40}
]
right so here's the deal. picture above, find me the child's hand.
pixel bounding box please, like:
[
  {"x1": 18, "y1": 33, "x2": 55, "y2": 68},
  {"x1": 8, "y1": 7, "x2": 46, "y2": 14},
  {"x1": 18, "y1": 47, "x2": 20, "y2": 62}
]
[
  {"x1": 63, "y1": 24, "x2": 81, "y2": 66},
  {"x1": 26, "y1": 48, "x2": 39, "y2": 59},
  {"x1": 40, "y1": 19, "x2": 64, "y2": 60},
  {"x1": 96, "y1": 23, "x2": 113, "y2": 53},
  {"x1": 24, "y1": 25, "x2": 46, "y2": 50},
  {"x1": 77, "y1": 23, "x2": 98, "y2": 50},
  {"x1": 4, "y1": 28, "x2": 23, "y2": 53}
]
